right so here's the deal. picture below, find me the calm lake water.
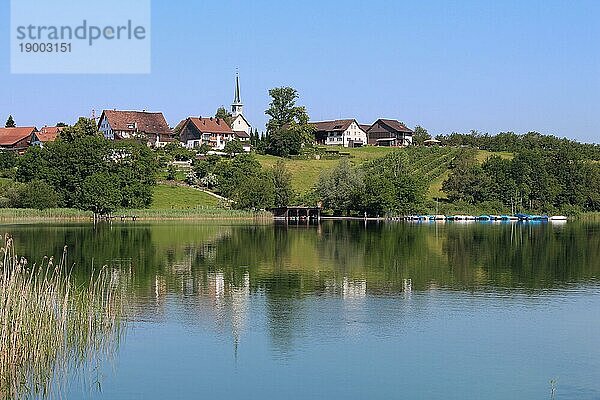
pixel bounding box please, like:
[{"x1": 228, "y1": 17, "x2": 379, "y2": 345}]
[{"x1": 4, "y1": 221, "x2": 600, "y2": 399}]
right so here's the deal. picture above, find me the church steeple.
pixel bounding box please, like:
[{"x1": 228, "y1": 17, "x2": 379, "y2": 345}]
[{"x1": 232, "y1": 72, "x2": 243, "y2": 117}]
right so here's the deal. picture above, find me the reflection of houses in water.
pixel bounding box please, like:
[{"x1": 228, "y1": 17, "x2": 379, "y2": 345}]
[{"x1": 342, "y1": 277, "x2": 367, "y2": 299}]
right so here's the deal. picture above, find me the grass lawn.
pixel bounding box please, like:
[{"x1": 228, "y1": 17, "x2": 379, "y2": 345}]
[
  {"x1": 151, "y1": 183, "x2": 220, "y2": 209},
  {"x1": 256, "y1": 147, "x2": 398, "y2": 195}
]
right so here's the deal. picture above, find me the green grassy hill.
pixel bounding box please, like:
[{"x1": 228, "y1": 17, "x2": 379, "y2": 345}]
[
  {"x1": 257, "y1": 147, "x2": 513, "y2": 200},
  {"x1": 151, "y1": 183, "x2": 220, "y2": 209}
]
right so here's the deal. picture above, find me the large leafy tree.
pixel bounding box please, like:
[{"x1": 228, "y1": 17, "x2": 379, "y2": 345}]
[
  {"x1": 16, "y1": 135, "x2": 158, "y2": 213},
  {"x1": 315, "y1": 159, "x2": 364, "y2": 215},
  {"x1": 271, "y1": 160, "x2": 294, "y2": 207},
  {"x1": 215, "y1": 107, "x2": 233, "y2": 127},
  {"x1": 413, "y1": 126, "x2": 431, "y2": 146},
  {"x1": 265, "y1": 87, "x2": 314, "y2": 157},
  {"x1": 59, "y1": 117, "x2": 102, "y2": 142}
]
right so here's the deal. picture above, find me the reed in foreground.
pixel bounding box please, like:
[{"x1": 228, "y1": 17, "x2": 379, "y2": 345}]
[{"x1": 0, "y1": 234, "x2": 125, "y2": 400}]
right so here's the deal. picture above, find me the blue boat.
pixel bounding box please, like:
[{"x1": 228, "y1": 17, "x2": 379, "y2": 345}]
[{"x1": 477, "y1": 215, "x2": 491, "y2": 221}]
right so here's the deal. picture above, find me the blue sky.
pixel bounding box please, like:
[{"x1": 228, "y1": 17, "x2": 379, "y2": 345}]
[{"x1": 1, "y1": 0, "x2": 599, "y2": 142}]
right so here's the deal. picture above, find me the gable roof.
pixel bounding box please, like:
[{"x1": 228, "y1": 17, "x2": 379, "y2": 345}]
[
  {"x1": 100, "y1": 110, "x2": 171, "y2": 136},
  {"x1": 359, "y1": 124, "x2": 371, "y2": 132},
  {"x1": 311, "y1": 119, "x2": 360, "y2": 133},
  {"x1": 181, "y1": 117, "x2": 235, "y2": 134},
  {"x1": 35, "y1": 126, "x2": 63, "y2": 142},
  {"x1": 0, "y1": 127, "x2": 37, "y2": 146},
  {"x1": 234, "y1": 131, "x2": 250, "y2": 139},
  {"x1": 231, "y1": 113, "x2": 251, "y2": 127},
  {"x1": 368, "y1": 119, "x2": 413, "y2": 134}
]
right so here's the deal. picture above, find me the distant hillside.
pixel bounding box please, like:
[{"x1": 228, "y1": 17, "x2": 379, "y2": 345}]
[{"x1": 256, "y1": 146, "x2": 513, "y2": 200}]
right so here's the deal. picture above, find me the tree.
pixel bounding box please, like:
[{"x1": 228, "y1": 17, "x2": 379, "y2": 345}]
[
  {"x1": 16, "y1": 136, "x2": 158, "y2": 211},
  {"x1": 315, "y1": 159, "x2": 364, "y2": 215},
  {"x1": 235, "y1": 172, "x2": 275, "y2": 210},
  {"x1": 5, "y1": 115, "x2": 15, "y2": 128},
  {"x1": 265, "y1": 87, "x2": 314, "y2": 157},
  {"x1": 56, "y1": 122, "x2": 68, "y2": 127},
  {"x1": 215, "y1": 107, "x2": 233, "y2": 127},
  {"x1": 59, "y1": 117, "x2": 101, "y2": 141},
  {"x1": 0, "y1": 151, "x2": 17, "y2": 170},
  {"x1": 78, "y1": 172, "x2": 122, "y2": 215},
  {"x1": 224, "y1": 139, "x2": 244, "y2": 156},
  {"x1": 271, "y1": 160, "x2": 294, "y2": 207},
  {"x1": 17, "y1": 180, "x2": 59, "y2": 210},
  {"x1": 413, "y1": 126, "x2": 431, "y2": 146}
]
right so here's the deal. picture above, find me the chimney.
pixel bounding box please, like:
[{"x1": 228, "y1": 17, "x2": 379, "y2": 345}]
[
  {"x1": 210, "y1": 117, "x2": 213, "y2": 121},
  {"x1": 216, "y1": 118, "x2": 220, "y2": 125}
]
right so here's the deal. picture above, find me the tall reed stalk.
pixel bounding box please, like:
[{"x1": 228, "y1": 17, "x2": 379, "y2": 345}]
[{"x1": 0, "y1": 234, "x2": 125, "y2": 400}]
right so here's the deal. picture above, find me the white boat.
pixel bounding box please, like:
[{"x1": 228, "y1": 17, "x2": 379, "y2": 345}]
[{"x1": 549, "y1": 216, "x2": 568, "y2": 221}]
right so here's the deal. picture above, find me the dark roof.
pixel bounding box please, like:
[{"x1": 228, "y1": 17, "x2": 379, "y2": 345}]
[
  {"x1": 0, "y1": 127, "x2": 37, "y2": 146},
  {"x1": 234, "y1": 131, "x2": 250, "y2": 139},
  {"x1": 178, "y1": 117, "x2": 235, "y2": 134},
  {"x1": 359, "y1": 124, "x2": 371, "y2": 132},
  {"x1": 368, "y1": 119, "x2": 413, "y2": 134},
  {"x1": 311, "y1": 119, "x2": 359, "y2": 133},
  {"x1": 100, "y1": 110, "x2": 171, "y2": 136}
]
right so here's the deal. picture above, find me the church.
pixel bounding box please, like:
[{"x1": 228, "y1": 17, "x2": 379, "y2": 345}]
[{"x1": 229, "y1": 74, "x2": 252, "y2": 135}]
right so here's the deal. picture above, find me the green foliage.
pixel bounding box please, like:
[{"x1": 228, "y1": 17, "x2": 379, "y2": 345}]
[
  {"x1": 162, "y1": 142, "x2": 196, "y2": 161},
  {"x1": 442, "y1": 145, "x2": 600, "y2": 213},
  {"x1": 78, "y1": 173, "x2": 122, "y2": 214},
  {"x1": 265, "y1": 87, "x2": 314, "y2": 157},
  {"x1": 235, "y1": 171, "x2": 275, "y2": 210},
  {"x1": 17, "y1": 180, "x2": 59, "y2": 210},
  {"x1": 224, "y1": 139, "x2": 244, "y2": 156},
  {"x1": 437, "y1": 130, "x2": 600, "y2": 161},
  {"x1": 271, "y1": 160, "x2": 294, "y2": 207},
  {"x1": 166, "y1": 165, "x2": 177, "y2": 181},
  {"x1": 315, "y1": 153, "x2": 427, "y2": 216},
  {"x1": 16, "y1": 136, "x2": 158, "y2": 213},
  {"x1": 413, "y1": 125, "x2": 431, "y2": 146},
  {"x1": 315, "y1": 159, "x2": 364, "y2": 215},
  {"x1": 5, "y1": 115, "x2": 15, "y2": 128},
  {"x1": 58, "y1": 117, "x2": 101, "y2": 142},
  {"x1": 215, "y1": 107, "x2": 233, "y2": 127},
  {"x1": 0, "y1": 151, "x2": 16, "y2": 169}
]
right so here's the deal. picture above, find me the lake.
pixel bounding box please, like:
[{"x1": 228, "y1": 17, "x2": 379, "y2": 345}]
[{"x1": 4, "y1": 221, "x2": 600, "y2": 399}]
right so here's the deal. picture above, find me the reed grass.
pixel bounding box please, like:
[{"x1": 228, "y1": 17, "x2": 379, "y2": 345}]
[
  {"x1": 0, "y1": 234, "x2": 125, "y2": 400},
  {"x1": 0, "y1": 208, "x2": 93, "y2": 222},
  {"x1": 119, "y1": 207, "x2": 273, "y2": 221}
]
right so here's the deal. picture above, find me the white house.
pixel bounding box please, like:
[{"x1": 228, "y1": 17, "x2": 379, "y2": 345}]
[
  {"x1": 311, "y1": 119, "x2": 368, "y2": 148},
  {"x1": 176, "y1": 116, "x2": 236, "y2": 151}
]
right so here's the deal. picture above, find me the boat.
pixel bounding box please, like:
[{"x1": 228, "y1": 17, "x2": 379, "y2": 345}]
[
  {"x1": 549, "y1": 216, "x2": 568, "y2": 221},
  {"x1": 477, "y1": 215, "x2": 491, "y2": 221}
]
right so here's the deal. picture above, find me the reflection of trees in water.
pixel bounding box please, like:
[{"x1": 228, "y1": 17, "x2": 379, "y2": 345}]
[{"x1": 6, "y1": 222, "x2": 600, "y2": 359}]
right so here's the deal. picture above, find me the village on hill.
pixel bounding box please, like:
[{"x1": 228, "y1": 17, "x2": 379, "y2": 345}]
[{"x1": 0, "y1": 74, "x2": 424, "y2": 154}]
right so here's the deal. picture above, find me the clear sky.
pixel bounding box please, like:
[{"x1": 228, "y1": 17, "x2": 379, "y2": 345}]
[{"x1": 1, "y1": 0, "x2": 599, "y2": 143}]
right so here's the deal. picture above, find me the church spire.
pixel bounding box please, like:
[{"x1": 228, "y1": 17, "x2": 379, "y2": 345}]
[{"x1": 232, "y1": 71, "x2": 243, "y2": 117}]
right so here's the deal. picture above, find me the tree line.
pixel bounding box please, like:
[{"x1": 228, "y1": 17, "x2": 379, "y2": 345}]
[
  {"x1": 1, "y1": 118, "x2": 158, "y2": 214},
  {"x1": 442, "y1": 147, "x2": 600, "y2": 214}
]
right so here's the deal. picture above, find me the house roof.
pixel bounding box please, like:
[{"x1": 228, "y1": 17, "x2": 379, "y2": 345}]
[
  {"x1": 369, "y1": 119, "x2": 413, "y2": 134},
  {"x1": 234, "y1": 131, "x2": 250, "y2": 139},
  {"x1": 36, "y1": 126, "x2": 63, "y2": 142},
  {"x1": 100, "y1": 110, "x2": 171, "y2": 136},
  {"x1": 231, "y1": 113, "x2": 251, "y2": 127},
  {"x1": 0, "y1": 127, "x2": 37, "y2": 146},
  {"x1": 311, "y1": 119, "x2": 359, "y2": 133},
  {"x1": 359, "y1": 124, "x2": 371, "y2": 132},
  {"x1": 182, "y1": 117, "x2": 235, "y2": 134}
]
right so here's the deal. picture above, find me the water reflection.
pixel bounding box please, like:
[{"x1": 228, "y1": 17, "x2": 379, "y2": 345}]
[{"x1": 4, "y1": 221, "x2": 600, "y2": 355}]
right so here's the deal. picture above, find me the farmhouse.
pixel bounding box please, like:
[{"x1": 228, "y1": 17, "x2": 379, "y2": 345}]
[
  {"x1": 366, "y1": 119, "x2": 413, "y2": 146},
  {"x1": 0, "y1": 127, "x2": 37, "y2": 153},
  {"x1": 177, "y1": 117, "x2": 237, "y2": 151},
  {"x1": 98, "y1": 110, "x2": 173, "y2": 147},
  {"x1": 311, "y1": 119, "x2": 367, "y2": 148},
  {"x1": 31, "y1": 126, "x2": 63, "y2": 146}
]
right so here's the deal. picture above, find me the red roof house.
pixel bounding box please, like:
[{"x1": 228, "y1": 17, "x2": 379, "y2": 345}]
[
  {"x1": 0, "y1": 127, "x2": 37, "y2": 152},
  {"x1": 98, "y1": 110, "x2": 173, "y2": 147}
]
